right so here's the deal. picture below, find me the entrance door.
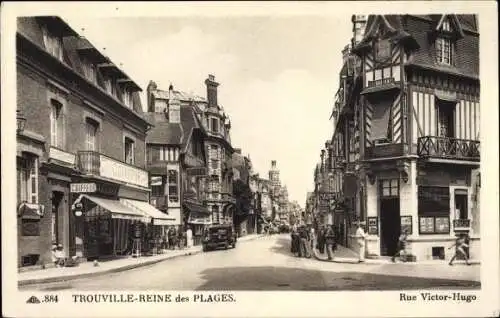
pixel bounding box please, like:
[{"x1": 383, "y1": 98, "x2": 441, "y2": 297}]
[{"x1": 380, "y1": 198, "x2": 400, "y2": 256}]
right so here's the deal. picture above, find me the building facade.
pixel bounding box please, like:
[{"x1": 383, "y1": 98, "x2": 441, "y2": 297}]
[
  {"x1": 17, "y1": 17, "x2": 170, "y2": 267},
  {"x1": 145, "y1": 82, "x2": 211, "y2": 244},
  {"x1": 330, "y1": 14, "x2": 480, "y2": 261}
]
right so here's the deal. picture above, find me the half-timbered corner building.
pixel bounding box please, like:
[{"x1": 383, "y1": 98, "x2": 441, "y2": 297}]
[{"x1": 333, "y1": 14, "x2": 480, "y2": 262}]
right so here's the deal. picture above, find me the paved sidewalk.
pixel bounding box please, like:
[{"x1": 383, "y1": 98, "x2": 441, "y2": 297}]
[
  {"x1": 313, "y1": 243, "x2": 480, "y2": 265},
  {"x1": 18, "y1": 234, "x2": 263, "y2": 286}
]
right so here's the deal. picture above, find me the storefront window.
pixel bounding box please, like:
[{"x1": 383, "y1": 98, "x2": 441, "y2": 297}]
[{"x1": 418, "y1": 186, "x2": 450, "y2": 234}]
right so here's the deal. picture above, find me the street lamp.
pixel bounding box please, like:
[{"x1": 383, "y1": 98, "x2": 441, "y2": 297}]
[{"x1": 16, "y1": 110, "x2": 26, "y2": 134}]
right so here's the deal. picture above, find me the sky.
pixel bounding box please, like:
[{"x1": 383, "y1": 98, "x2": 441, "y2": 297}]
[{"x1": 61, "y1": 14, "x2": 353, "y2": 206}]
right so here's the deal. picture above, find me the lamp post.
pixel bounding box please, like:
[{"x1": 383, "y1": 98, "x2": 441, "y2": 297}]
[{"x1": 16, "y1": 110, "x2": 26, "y2": 134}]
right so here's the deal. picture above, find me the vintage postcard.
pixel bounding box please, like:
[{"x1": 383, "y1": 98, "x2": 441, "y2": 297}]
[{"x1": 1, "y1": 1, "x2": 499, "y2": 317}]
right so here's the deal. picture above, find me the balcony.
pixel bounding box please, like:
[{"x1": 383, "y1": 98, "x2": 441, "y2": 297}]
[
  {"x1": 453, "y1": 219, "x2": 471, "y2": 232},
  {"x1": 367, "y1": 77, "x2": 395, "y2": 87},
  {"x1": 49, "y1": 146, "x2": 76, "y2": 167},
  {"x1": 77, "y1": 151, "x2": 149, "y2": 188},
  {"x1": 365, "y1": 143, "x2": 405, "y2": 159},
  {"x1": 418, "y1": 136, "x2": 480, "y2": 162}
]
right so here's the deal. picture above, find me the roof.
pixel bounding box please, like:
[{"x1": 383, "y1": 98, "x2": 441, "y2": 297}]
[
  {"x1": 152, "y1": 89, "x2": 206, "y2": 103},
  {"x1": 144, "y1": 113, "x2": 183, "y2": 145},
  {"x1": 144, "y1": 104, "x2": 207, "y2": 148}
]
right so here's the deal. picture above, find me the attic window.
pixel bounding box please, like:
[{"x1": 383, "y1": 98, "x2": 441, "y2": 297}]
[
  {"x1": 436, "y1": 37, "x2": 453, "y2": 65},
  {"x1": 41, "y1": 26, "x2": 63, "y2": 61}
]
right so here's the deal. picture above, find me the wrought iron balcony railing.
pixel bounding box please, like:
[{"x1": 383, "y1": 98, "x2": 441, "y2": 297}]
[
  {"x1": 77, "y1": 151, "x2": 149, "y2": 188},
  {"x1": 418, "y1": 136, "x2": 480, "y2": 161},
  {"x1": 367, "y1": 77, "x2": 395, "y2": 87},
  {"x1": 453, "y1": 219, "x2": 471, "y2": 231}
]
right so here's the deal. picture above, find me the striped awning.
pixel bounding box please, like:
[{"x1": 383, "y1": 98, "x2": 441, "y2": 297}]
[
  {"x1": 79, "y1": 195, "x2": 150, "y2": 222},
  {"x1": 120, "y1": 198, "x2": 176, "y2": 226}
]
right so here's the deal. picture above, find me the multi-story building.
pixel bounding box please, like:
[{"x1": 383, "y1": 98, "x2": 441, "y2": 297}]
[
  {"x1": 330, "y1": 14, "x2": 480, "y2": 261},
  {"x1": 145, "y1": 82, "x2": 210, "y2": 244},
  {"x1": 257, "y1": 177, "x2": 273, "y2": 222},
  {"x1": 16, "y1": 17, "x2": 171, "y2": 267}
]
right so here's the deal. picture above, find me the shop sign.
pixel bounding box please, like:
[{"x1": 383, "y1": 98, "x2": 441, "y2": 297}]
[
  {"x1": 400, "y1": 215, "x2": 413, "y2": 235},
  {"x1": 71, "y1": 183, "x2": 97, "y2": 193},
  {"x1": 367, "y1": 217, "x2": 378, "y2": 235},
  {"x1": 187, "y1": 167, "x2": 207, "y2": 177},
  {"x1": 318, "y1": 192, "x2": 335, "y2": 201}
]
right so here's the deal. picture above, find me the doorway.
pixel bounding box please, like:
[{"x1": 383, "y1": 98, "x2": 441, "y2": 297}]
[{"x1": 380, "y1": 198, "x2": 400, "y2": 256}]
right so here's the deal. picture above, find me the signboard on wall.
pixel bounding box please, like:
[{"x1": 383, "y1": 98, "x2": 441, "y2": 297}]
[
  {"x1": 71, "y1": 183, "x2": 97, "y2": 193},
  {"x1": 367, "y1": 217, "x2": 378, "y2": 235},
  {"x1": 400, "y1": 216, "x2": 413, "y2": 235}
]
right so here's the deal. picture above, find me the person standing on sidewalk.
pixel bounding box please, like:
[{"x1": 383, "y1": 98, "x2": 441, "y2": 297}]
[
  {"x1": 186, "y1": 226, "x2": 193, "y2": 248},
  {"x1": 325, "y1": 225, "x2": 336, "y2": 261},
  {"x1": 448, "y1": 233, "x2": 471, "y2": 266},
  {"x1": 355, "y1": 222, "x2": 367, "y2": 263},
  {"x1": 391, "y1": 229, "x2": 408, "y2": 263},
  {"x1": 298, "y1": 225, "x2": 311, "y2": 258}
]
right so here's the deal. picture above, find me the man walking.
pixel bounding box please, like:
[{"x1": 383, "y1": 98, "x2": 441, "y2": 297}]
[
  {"x1": 392, "y1": 229, "x2": 408, "y2": 262},
  {"x1": 298, "y1": 225, "x2": 311, "y2": 258},
  {"x1": 448, "y1": 233, "x2": 471, "y2": 266},
  {"x1": 325, "y1": 225, "x2": 336, "y2": 261},
  {"x1": 355, "y1": 222, "x2": 367, "y2": 263}
]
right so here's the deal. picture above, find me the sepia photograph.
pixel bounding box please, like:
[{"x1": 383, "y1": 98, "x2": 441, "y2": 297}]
[{"x1": 2, "y1": 2, "x2": 499, "y2": 317}]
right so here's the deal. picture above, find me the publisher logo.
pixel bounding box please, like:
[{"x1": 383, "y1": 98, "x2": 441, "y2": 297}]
[{"x1": 26, "y1": 296, "x2": 41, "y2": 304}]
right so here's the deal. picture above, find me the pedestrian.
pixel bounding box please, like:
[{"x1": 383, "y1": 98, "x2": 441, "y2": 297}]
[
  {"x1": 298, "y1": 225, "x2": 311, "y2": 258},
  {"x1": 309, "y1": 225, "x2": 316, "y2": 251},
  {"x1": 391, "y1": 229, "x2": 408, "y2": 262},
  {"x1": 325, "y1": 225, "x2": 336, "y2": 260},
  {"x1": 186, "y1": 226, "x2": 193, "y2": 248},
  {"x1": 177, "y1": 227, "x2": 185, "y2": 250},
  {"x1": 52, "y1": 244, "x2": 65, "y2": 267},
  {"x1": 317, "y1": 225, "x2": 326, "y2": 254},
  {"x1": 448, "y1": 233, "x2": 471, "y2": 266},
  {"x1": 290, "y1": 227, "x2": 299, "y2": 255},
  {"x1": 355, "y1": 222, "x2": 367, "y2": 263}
]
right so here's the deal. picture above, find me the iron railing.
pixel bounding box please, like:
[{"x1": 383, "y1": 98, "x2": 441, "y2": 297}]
[{"x1": 418, "y1": 136, "x2": 480, "y2": 161}]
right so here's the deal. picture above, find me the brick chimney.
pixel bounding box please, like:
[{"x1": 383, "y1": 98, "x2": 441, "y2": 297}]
[{"x1": 205, "y1": 74, "x2": 219, "y2": 109}]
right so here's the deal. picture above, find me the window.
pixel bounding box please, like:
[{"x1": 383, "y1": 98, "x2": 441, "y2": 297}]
[
  {"x1": 82, "y1": 59, "x2": 97, "y2": 83},
  {"x1": 122, "y1": 89, "x2": 133, "y2": 108},
  {"x1": 210, "y1": 145, "x2": 219, "y2": 160},
  {"x1": 380, "y1": 179, "x2": 399, "y2": 197},
  {"x1": 150, "y1": 176, "x2": 165, "y2": 197},
  {"x1": 436, "y1": 37, "x2": 452, "y2": 65},
  {"x1": 103, "y1": 78, "x2": 114, "y2": 96},
  {"x1": 167, "y1": 170, "x2": 179, "y2": 202},
  {"x1": 212, "y1": 205, "x2": 220, "y2": 223},
  {"x1": 124, "y1": 137, "x2": 135, "y2": 165},
  {"x1": 85, "y1": 119, "x2": 99, "y2": 151},
  {"x1": 50, "y1": 99, "x2": 64, "y2": 148},
  {"x1": 418, "y1": 186, "x2": 450, "y2": 234},
  {"x1": 17, "y1": 155, "x2": 38, "y2": 204},
  {"x1": 211, "y1": 118, "x2": 219, "y2": 133},
  {"x1": 147, "y1": 145, "x2": 161, "y2": 163},
  {"x1": 41, "y1": 26, "x2": 63, "y2": 61},
  {"x1": 169, "y1": 107, "x2": 180, "y2": 123},
  {"x1": 208, "y1": 175, "x2": 220, "y2": 193},
  {"x1": 211, "y1": 159, "x2": 219, "y2": 170},
  {"x1": 437, "y1": 101, "x2": 455, "y2": 137}
]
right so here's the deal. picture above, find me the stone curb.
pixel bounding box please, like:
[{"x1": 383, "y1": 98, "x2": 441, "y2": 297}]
[
  {"x1": 19, "y1": 234, "x2": 264, "y2": 287},
  {"x1": 313, "y1": 249, "x2": 481, "y2": 265}
]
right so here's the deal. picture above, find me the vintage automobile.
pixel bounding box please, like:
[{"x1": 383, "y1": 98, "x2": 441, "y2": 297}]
[{"x1": 202, "y1": 224, "x2": 237, "y2": 252}]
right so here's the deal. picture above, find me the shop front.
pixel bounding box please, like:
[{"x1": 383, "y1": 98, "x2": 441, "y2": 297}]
[{"x1": 184, "y1": 201, "x2": 211, "y2": 246}]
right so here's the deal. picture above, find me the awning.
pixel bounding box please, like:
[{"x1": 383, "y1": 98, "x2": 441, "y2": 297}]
[
  {"x1": 79, "y1": 195, "x2": 150, "y2": 222},
  {"x1": 183, "y1": 201, "x2": 210, "y2": 215},
  {"x1": 120, "y1": 198, "x2": 176, "y2": 226},
  {"x1": 370, "y1": 100, "x2": 392, "y2": 141}
]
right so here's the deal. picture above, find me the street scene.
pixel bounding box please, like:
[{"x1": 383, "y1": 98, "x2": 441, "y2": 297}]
[
  {"x1": 14, "y1": 13, "x2": 481, "y2": 292},
  {"x1": 20, "y1": 234, "x2": 479, "y2": 291}
]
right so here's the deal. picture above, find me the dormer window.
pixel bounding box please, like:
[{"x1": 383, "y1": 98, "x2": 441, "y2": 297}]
[
  {"x1": 436, "y1": 36, "x2": 452, "y2": 65},
  {"x1": 122, "y1": 89, "x2": 133, "y2": 108},
  {"x1": 82, "y1": 59, "x2": 97, "y2": 84},
  {"x1": 41, "y1": 26, "x2": 63, "y2": 61}
]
